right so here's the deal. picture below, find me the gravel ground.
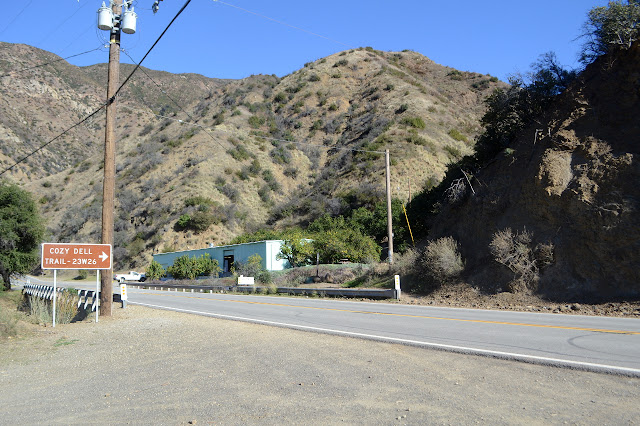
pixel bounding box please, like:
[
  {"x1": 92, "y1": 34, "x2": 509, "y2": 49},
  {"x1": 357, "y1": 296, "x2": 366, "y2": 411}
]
[{"x1": 1, "y1": 304, "x2": 639, "y2": 425}]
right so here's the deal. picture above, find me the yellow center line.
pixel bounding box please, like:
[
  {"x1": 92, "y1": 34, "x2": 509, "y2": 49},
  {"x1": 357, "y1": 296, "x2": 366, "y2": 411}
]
[{"x1": 135, "y1": 292, "x2": 640, "y2": 335}]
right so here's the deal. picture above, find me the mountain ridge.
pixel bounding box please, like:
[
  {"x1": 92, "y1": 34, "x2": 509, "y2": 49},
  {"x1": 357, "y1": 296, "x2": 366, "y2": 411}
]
[{"x1": 0, "y1": 42, "x2": 503, "y2": 269}]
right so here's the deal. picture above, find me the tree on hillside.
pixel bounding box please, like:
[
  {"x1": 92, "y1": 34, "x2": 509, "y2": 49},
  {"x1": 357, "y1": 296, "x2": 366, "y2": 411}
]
[
  {"x1": 0, "y1": 181, "x2": 45, "y2": 290},
  {"x1": 276, "y1": 229, "x2": 315, "y2": 268},
  {"x1": 307, "y1": 215, "x2": 381, "y2": 263},
  {"x1": 474, "y1": 52, "x2": 576, "y2": 163},
  {"x1": 350, "y1": 198, "x2": 411, "y2": 252},
  {"x1": 580, "y1": 0, "x2": 640, "y2": 64}
]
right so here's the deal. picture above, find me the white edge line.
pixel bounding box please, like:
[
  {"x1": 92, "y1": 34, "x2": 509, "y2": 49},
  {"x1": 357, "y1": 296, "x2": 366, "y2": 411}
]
[{"x1": 129, "y1": 301, "x2": 640, "y2": 378}]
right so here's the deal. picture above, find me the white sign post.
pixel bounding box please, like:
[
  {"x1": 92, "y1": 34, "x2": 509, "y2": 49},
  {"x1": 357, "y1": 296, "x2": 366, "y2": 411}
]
[
  {"x1": 96, "y1": 270, "x2": 100, "y2": 323},
  {"x1": 53, "y1": 270, "x2": 57, "y2": 327}
]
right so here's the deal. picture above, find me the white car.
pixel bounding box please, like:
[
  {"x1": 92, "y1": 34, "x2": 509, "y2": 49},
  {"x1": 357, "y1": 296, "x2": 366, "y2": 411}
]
[{"x1": 114, "y1": 271, "x2": 146, "y2": 283}]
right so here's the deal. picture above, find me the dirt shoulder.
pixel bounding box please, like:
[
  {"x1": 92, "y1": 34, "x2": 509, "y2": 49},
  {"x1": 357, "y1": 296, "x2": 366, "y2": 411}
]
[
  {"x1": 296, "y1": 280, "x2": 640, "y2": 317},
  {"x1": 1, "y1": 304, "x2": 639, "y2": 424},
  {"x1": 399, "y1": 283, "x2": 640, "y2": 317}
]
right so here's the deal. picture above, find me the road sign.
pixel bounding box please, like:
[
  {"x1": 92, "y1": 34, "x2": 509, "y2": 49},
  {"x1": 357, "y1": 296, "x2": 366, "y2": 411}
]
[{"x1": 41, "y1": 243, "x2": 112, "y2": 270}]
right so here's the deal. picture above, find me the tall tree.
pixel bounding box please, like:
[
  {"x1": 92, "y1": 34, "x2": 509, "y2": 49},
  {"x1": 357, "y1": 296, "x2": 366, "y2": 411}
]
[
  {"x1": 581, "y1": 0, "x2": 640, "y2": 64},
  {"x1": 0, "y1": 181, "x2": 45, "y2": 290}
]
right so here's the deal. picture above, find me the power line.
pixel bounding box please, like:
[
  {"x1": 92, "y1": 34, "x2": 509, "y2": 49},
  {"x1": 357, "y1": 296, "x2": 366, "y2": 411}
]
[
  {"x1": 211, "y1": 0, "x2": 354, "y2": 49},
  {"x1": 0, "y1": 0, "x2": 35, "y2": 36},
  {"x1": 108, "y1": 0, "x2": 193, "y2": 105},
  {"x1": 121, "y1": 48, "x2": 227, "y2": 152},
  {"x1": 35, "y1": 0, "x2": 91, "y2": 47},
  {"x1": 0, "y1": 0, "x2": 194, "y2": 177},
  {"x1": 0, "y1": 105, "x2": 106, "y2": 177},
  {"x1": 57, "y1": 22, "x2": 100, "y2": 56},
  {"x1": 0, "y1": 45, "x2": 107, "y2": 79}
]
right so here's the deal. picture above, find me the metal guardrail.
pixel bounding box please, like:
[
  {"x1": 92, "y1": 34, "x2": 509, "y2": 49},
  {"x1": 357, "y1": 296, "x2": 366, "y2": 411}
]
[
  {"x1": 22, "y1": 284, "x2": 65, "y2": 301},
  {"x1": 125, "y1": 282, "x2": 399, "y2": 300},
  {"x1": 22, "y1": 284, "x2": 100, "y2": 312},
  {"x1": 77, "y1": 289, "x2": 99, "y2": 312}
]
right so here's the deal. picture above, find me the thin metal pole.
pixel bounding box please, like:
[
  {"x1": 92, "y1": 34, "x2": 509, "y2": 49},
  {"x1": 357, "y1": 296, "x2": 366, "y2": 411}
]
[
  {"x1": 100, "y1": 1, "x2": 121, "y2": 317},
  {"x1": 53, "y1": 270, "x2": 57, "y2": 328},
  {"x1": 96, "y1": 270, "x2": 100, "y2": 323},
  {"x1": 385, "y1": 149, "x2": 393, "y2": 264}
]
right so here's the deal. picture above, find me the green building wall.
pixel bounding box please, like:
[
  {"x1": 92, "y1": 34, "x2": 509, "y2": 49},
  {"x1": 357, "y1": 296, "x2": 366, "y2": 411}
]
[{"x1": 152, "y1": 240, "x2": 289, "y2": 274}]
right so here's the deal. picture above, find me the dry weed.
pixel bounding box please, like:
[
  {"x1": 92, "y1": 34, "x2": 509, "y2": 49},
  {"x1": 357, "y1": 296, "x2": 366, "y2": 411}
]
[
  {"x1": 490, "y1": 228, "x2": 538, "y2": 291},
  {"x1": 422, "y1": 237, "x2": 464, "y2": 283}
]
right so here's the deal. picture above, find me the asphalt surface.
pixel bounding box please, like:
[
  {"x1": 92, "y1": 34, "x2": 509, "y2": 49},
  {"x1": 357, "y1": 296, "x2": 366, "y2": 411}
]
[
  {"x1": 122, "y1": 288, "x2": 640, "y2": 376},
  {"x1": 4, "y1": 305, "x2": 640, "y2": 424},
  {"x1": 17, "y1": 276, "x2": 640, "y2": 375}
]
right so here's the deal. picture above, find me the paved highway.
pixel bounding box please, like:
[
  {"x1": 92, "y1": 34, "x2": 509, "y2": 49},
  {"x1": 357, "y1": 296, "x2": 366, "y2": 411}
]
[
  {"x1": 16, "y1": 277, "x2": 640, "y2": 375},
  {"x1": 119, "y1": 288, "x2": 640, "y2": 376}
]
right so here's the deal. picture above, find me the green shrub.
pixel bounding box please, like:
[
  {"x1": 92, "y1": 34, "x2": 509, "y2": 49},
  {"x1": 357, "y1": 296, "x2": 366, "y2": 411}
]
[
  {"x1": 189, "y1": 211, "x2": 218, "y2": 233},
  {"x1": 198, "y1": 254, "x2": 221, "y2": 277},
  {"x1": 184, "y1": 196, "x2": 215, "y2": 208},
  {"x1": 447, "y1": 70, "x2": 464, "y2": 80},
  {"x1": 475, "y1": 53, "x2": 576, "y2": 163},
  {"x1": 406, "y1": 132, "x2": 429, "y2": 146},
  {"x1": 248, "y1": 115, "x2": 265, "y2": 129},
  {"x1": 395, "y1": 103, "x2": 409, "y2": 114},
  {"x1": 235, "y1": 254, "x2": 264, "y2": 278},
  {"x1": 177, "y1": 214, "x2": 191, "y2": 229},
  {"x1": 146, "y1": 260, "x2": 166, "y2": 280},
  {"x1": 444, "y1": 145, "x2": 462, "y2": 159},
  {"x1": 270, "y1": 146, "x2": 292, "y2": 165},
  {"x1": 167, "y1": 254, "x2": 220, "y2": 279},
  {"x1": 227, "y1": 145, "x2": 252, "y2": 161},
  {"x1": 308, "y1": 215, "x2": 381, "y2": 264},
  {"x1": 274, "y1": 92, "x2": 288, "y2": 104},
  {"x1": 401, "y1": 116, "x2": 426, "y2": 129},
  {"x1": 448, "y1": 129, "x2": 468, "y2": 142},
  {"x1": 167, "y1": 255, "x2": 198, "y2": 280},
  {"x1": 580, "y1": 1, "x2": 640, "y2": 64},
  {"x1": 311, "y1": 120, "x2": 324, "y2": 131}
]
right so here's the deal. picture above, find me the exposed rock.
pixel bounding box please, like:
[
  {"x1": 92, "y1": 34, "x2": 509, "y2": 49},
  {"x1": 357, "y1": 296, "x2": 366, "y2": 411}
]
[{"x1": 427, "y1": 42, "x2": 640, "y2": 301}]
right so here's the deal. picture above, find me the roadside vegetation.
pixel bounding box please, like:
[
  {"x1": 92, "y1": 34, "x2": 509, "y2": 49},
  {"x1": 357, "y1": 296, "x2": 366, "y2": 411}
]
[{"x1": 0, "y1": 287, "x2": 87, "y2": 340}]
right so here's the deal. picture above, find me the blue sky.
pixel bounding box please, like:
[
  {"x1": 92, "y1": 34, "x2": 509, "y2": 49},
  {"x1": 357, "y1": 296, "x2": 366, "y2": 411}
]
[{"x1": 1, "y1": 0, "x2": 609, "y2": 82}]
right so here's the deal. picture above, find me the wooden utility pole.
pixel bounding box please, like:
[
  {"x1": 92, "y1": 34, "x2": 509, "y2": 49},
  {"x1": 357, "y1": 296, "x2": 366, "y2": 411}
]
[
  {"x1": 100, "y1": 1, "x2": 121, "y2": 316},
  {"x1": 385, "y1": 149, "x2": 393, "y2": 264}
]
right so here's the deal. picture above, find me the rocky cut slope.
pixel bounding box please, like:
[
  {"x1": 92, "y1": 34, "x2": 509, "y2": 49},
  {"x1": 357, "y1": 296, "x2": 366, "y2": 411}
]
[{"x1": 426, "y1": 42, "x2": 640, "y2": 301}]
